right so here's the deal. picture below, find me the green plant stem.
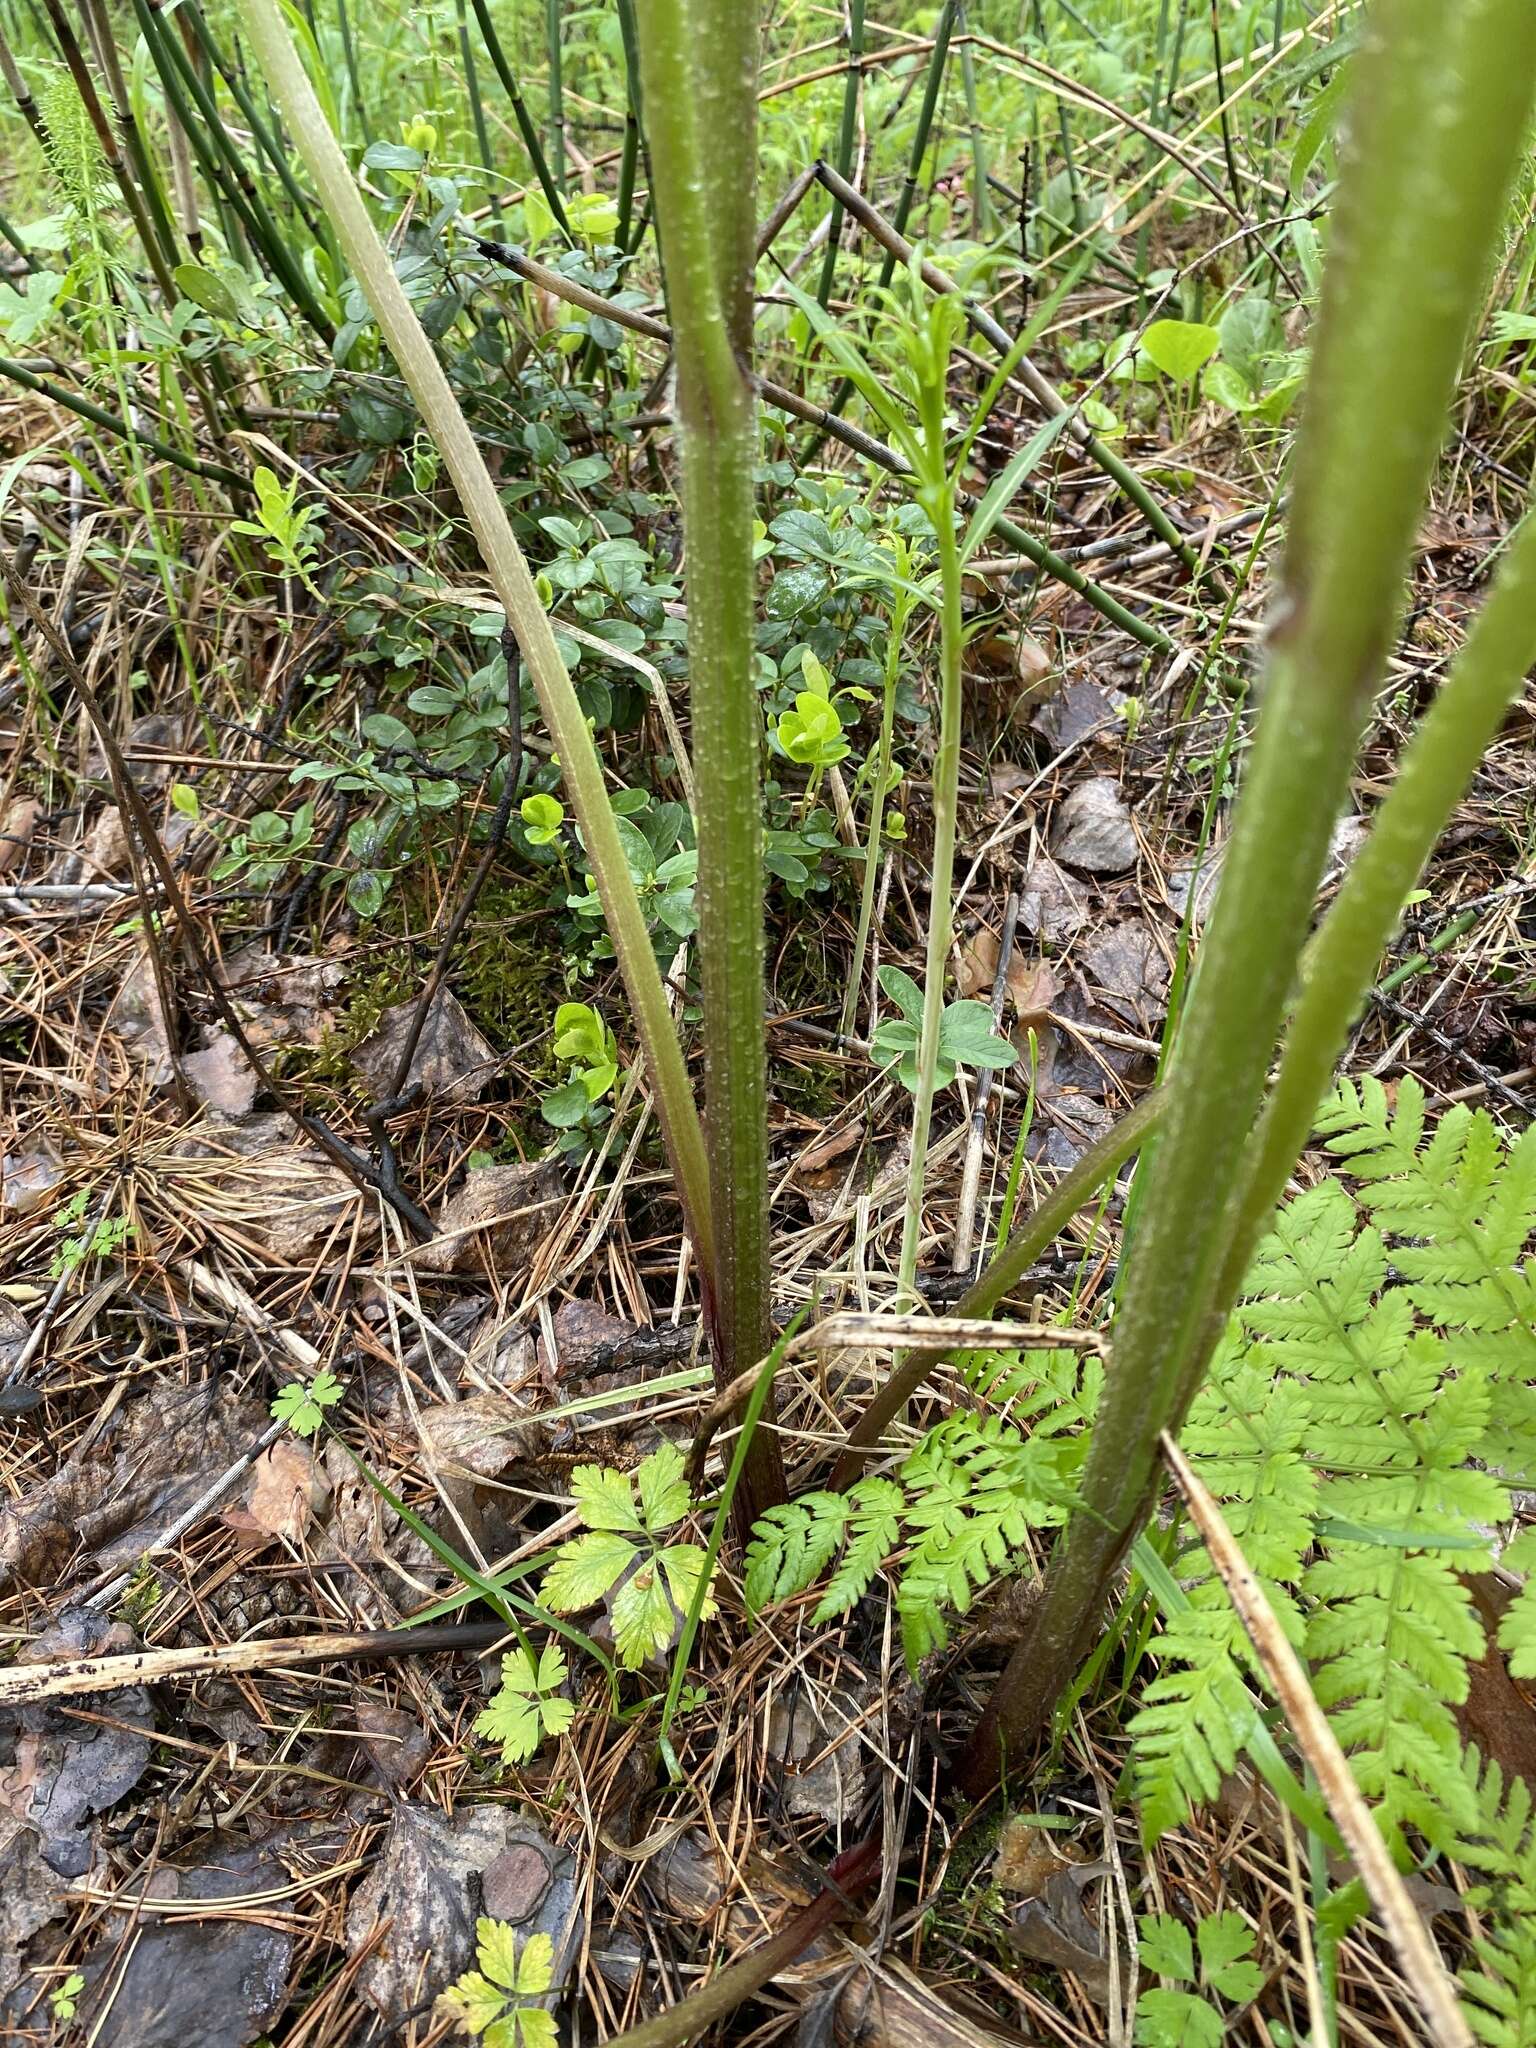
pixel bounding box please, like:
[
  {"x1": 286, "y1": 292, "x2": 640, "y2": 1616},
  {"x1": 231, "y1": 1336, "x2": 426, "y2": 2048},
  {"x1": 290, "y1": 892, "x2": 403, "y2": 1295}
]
[
  {"x1": 614, "y1": 0, "x2": 643, "y2": 254},
  {"x1": 813, "y1": 162, "x2": 1193, "y2": 567},
  {"x1": 545, "y1": 0, "x2": 565, "y2": 193},
  {"x1": 815, "y1": 0, "x2": 865, "y2": 308},
  {"x1": 813, "y1": 0, "x2": 955, "y2": 436},
  {"x1": 466, "y1": 0, "x2": 572, "y2": 240},
  {"x1": 177, "y1": 0, "x2": 326, "y2": 239},
  {"x1": 133, "y1": 0, "x2": 333, "y2": 337},
  {"x1": 334, "y1": 0, "x2": 366, "y2": 142},
  {"x1": 236, "y1": 0, "x2": 714, "y2": 1286},
  {"x1": 954, "y1": 0, "x2": 1536, "y2": 1803},
  {"x1": 957, "y1": 2, "x2": 989, "y2": 236},
  {"x1": 40, "y1": 0, "x2": 178, "y2": 301},
  {"x1": 895, "y1": 498, "x2": 962, "y2": 1312},
  {"x1": 1375, "y1": 909, "x2": 1477, "y2": 998},
  {"x1": 840, "y1": 586, "x2": 910, "y2": 1040},
  {"x1": 832, "y1": 1087, "x2": 1162, "y2": 1487},
  {"x1": 455, "y1": 0, "x2": 500, "y2": 230},
  {"x1": 0, "y1": 207, "x2": 37, "y2": 269},
  {"x1": 77, "y1": 0, "x2": 185, "y2": 273},
  {"x1": 475, "y1": 234, "x2": 1167, "y2": 650},
  {"x1": 1211, "y1": 504, "x2": 1536, "y2": 1352},
  {"x1": 635, "y1": 0, "x2": 783, "y2": 1520}
]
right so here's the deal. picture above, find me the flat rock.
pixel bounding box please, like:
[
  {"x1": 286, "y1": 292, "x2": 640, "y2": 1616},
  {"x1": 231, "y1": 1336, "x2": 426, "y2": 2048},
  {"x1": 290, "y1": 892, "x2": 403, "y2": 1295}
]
[{"x1": 347, "y1": 1805, "x2": 579, "y2": 2017}]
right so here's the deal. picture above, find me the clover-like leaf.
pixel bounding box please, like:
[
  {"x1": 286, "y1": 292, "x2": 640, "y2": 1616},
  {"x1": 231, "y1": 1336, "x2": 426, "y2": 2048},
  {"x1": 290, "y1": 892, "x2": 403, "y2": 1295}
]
[
  {"x1": 1194, "y1": 1911, "x2": 1262, "y2": 2002},
  {"x1": 270, "y1": 1368, "x2": 345, "y2": 1438},
  {"x1": 1137, "y1": 1913, "x2": 1195, "y2": 1983}
]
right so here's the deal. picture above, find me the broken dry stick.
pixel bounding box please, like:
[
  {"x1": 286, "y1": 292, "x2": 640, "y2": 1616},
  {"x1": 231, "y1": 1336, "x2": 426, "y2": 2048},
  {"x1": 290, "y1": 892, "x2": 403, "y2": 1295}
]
[{"x1": 0, "y1": 1621, "x2": 505, "y2": 1707}]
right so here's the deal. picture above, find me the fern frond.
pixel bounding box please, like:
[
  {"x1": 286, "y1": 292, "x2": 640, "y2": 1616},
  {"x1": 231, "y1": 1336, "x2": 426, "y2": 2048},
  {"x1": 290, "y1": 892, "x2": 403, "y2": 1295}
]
[
  {"x1": 1129, "y1": 1600, "x2": 1258, "y2": 1842},
  {"x1": 744, "y1": 1493, "x2": 849, "y2": 1615},
  {"x1": 813, "y1": 1477, "x2": 902, "y2": 1622},
  {"x1": 1439, "y1": 1749, "x2": 1536, "y2": 2047}
]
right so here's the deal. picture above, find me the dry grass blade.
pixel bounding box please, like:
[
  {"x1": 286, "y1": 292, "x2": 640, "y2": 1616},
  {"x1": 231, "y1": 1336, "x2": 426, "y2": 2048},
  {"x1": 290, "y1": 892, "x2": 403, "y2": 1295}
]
[{"x1": 1158, "y1": 1429, "x2": 1474, "y2": 2048}]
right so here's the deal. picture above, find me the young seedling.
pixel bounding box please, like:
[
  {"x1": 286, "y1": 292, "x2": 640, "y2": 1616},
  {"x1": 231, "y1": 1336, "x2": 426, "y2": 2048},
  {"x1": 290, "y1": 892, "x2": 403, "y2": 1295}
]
[
  {"x1": 542, "y1": 1443, "x2": 715, "y2": 1669},
  {"x1": 475, "y1": 1641, "x2": 576, "y2": 1766},
  {"x1": 270, "y1": 1368, "x2": 345, "y2": 1438},
  {"x1": 441, "y1": 1923, "x2": 557, "y2": 2048}
]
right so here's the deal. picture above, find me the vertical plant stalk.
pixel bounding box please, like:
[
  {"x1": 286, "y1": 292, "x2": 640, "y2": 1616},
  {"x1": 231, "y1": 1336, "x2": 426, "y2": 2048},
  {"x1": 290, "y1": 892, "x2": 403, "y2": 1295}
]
[
  {"x1": 957, "y1": 3, "x2": 989, "y2": 237},
  {"x1": 334, "y1": 0, "x2": 367, "y2": 144},
  {"x1": 635, "y1": 0, "x2": 785, "y2": 1522},
  {"x1": 75, "y1": 0, "x2": 184, "y2": 270},
  {"x1": 466, "y1": 0, "x2": 572, "y2": 239},
  {"x1": 895, "y1": 483, "x2": 962, "y2": 1312},
  {"x1": 132, "y1": 0, "x2": 334, "y2": 336},
  {"x1": 840, "y1": 577, "x2": 911, "y2": 1040},
  {"x1": 814, "y1": 0, "x2": 865, "y2": 308},
  {"x1": 613, "y1": 0, "x2": 644, "y2": 254},
  {"x1": 545, "y1": 0, "x2": 565, "y2": 193},
  {"x1": 813, "y1": 0, "x2": 955, "y2": 436},
  {"x1": 956, "y1": 0, "x2": 1536, "y2": 1800},
  {"x1": 1210, "y1": 505, "x2": 1536, "y2": 1340},
  {"x1": 0, "y1": 20, "x2": 48, "y2": 147},
  {"x1": 39, "y1": 0, "x2": 179, "y2": 301},
  {"x1": 176, "y1": 0, "x2": 328, "y2": 244},
  {"x1": 812, "y1": 163, "x2": 1194, "y2": 567},
  {"x1": 235, "y1": 0, "x2": 715, "y2": 1284},
  {"x1": 456, "y1": 0, "x2": 501, "y2": 231}
]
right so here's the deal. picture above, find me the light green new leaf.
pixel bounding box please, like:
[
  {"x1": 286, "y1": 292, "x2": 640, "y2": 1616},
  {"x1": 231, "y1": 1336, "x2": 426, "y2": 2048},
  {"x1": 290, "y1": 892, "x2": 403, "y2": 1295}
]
[
  {"x1": 542, "y1": 1530, "x2": 637, "y2": 1611},
  {"x1": 1139, "y1": 319, "x2": 1220, "y2": 383},
  {"x1": 636, "y1": 1443, "x2": 693, "y2": 1533},
  {"x1": 570, "y1": 1463, "x2": 643, "y2": 1533},
  {"x1": 1137, "y1": 1913, "x2": 1194, "y2": 1982},
  {"x1": 610, "y1": 1563, "x2": 679, "y2": 1668},
  {"x1": 441, "y1": 1969, "x2": 508, "y2": 2035},
  {"x1": 1135, "y1": 1988, "x2": 1222, "y2": 2048},
  {"x1": 659, "y1": 1542, "x2": 716, "y2": 1621},
  {"x1": 1195, "y1": 1912, "x2": 1262, "y2": 2001}
]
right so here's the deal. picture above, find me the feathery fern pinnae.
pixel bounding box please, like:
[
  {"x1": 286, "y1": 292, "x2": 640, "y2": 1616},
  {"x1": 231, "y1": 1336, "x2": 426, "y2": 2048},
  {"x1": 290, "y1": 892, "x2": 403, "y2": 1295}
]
[
  {"x1": 1441, "y1": 1748, "x2": 1536, "y2": 2047},
  {"x1": 744, "y1": 1347, "x2": 1097, "y2": 1665},
  {"x1": 1130, "y1": 1078, "x2": 1536, "y2": 1851}
]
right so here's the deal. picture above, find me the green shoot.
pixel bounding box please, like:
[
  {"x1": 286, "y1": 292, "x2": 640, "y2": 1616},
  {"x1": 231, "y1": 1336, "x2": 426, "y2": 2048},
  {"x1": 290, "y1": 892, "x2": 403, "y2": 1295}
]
[
  {"x1": 441, "y1": 1923, "x2": 557, "y2": 2048},
  {"x1": 270, "y1": 1368, "x2": 345, "y2": 1437},
  {"x1": 475, "y1": 1641, "x2": 577, "y2": 1766}
]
